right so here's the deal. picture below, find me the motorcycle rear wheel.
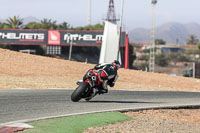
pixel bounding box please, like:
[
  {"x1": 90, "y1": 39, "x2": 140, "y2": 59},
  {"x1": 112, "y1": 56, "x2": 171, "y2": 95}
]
[{"x1": 71, "y1": 82, "x2": 89, "y2": 102}]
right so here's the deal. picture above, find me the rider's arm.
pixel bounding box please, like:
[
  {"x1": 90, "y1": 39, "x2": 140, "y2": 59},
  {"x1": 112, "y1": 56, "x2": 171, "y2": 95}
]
[{"x1": 94, "y1": 63, "x2": 108, "y2": 70}]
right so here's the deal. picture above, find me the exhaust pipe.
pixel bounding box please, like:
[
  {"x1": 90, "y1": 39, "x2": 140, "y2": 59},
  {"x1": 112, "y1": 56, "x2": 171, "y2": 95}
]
[
  {"x1": 87, "y1": 72, "x2": 92, "y2": 77},
  {"x1": 92, "y1": 76, "x2": 96, "y2": 81}
]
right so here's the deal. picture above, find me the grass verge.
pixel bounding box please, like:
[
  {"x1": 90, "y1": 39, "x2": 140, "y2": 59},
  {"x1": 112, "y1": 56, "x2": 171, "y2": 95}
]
[{"x1": 20, "y1": 112, "x2": 132, "y2": 133}]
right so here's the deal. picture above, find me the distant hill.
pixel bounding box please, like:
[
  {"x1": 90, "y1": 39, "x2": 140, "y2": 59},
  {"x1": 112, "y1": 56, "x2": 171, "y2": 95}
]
[
  {"x1": 23, "y1": 16, "x2": 40, "y2": 25},
  {"x1": 128, "y1": 22, "x2": 200, "y2": 44}
]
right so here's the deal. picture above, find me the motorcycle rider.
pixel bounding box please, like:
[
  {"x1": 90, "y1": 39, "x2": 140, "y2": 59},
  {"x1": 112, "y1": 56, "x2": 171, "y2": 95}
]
[{"x1": 81, "y1": 60, "x2": 121, "y2": 93}]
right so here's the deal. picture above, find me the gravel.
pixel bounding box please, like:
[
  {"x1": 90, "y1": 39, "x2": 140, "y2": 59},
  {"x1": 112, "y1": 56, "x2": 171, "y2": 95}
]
[{"x1": 83, "y1": 109, "x2": 200, "y2": 133}]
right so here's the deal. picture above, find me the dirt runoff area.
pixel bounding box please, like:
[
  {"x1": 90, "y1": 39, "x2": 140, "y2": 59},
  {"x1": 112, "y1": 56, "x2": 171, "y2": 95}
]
[{"x1": 0, "y1": 48, "x2": 200, "y2": 132}]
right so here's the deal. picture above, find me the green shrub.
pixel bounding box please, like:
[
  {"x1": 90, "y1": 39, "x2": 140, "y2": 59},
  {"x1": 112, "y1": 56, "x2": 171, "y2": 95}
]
[
  {"x1": 155, "y1": 54, "x2": 169, "y2": 67},
  {"x1": 135, "y1": 63, "x2": 149, "y2": 71}
]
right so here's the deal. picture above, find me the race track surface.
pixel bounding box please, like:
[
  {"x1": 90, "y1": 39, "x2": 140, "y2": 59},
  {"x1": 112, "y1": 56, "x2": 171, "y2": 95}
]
[{"x1": 1, "y1": 89, "x2": 200, "y2": 124}]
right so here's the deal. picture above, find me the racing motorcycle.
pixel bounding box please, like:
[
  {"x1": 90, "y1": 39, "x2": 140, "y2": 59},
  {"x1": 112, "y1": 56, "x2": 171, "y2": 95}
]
[{"x1": 71, "y1": 69, "x2": 107, "y2": 102}]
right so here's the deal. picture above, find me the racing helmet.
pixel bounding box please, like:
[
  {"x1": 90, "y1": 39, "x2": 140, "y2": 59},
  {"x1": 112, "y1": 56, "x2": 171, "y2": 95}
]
[{"x1": 112, "y1": 60, "x2": 121, "y2": 70}]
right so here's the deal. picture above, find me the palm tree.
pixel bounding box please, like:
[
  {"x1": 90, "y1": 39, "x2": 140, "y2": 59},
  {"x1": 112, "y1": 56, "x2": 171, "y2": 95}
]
[
  {"x1": 40, "y1": 18, "x2": 50, "y2": 29},
  {"x1": 40, "y1": 18, "x2": 57, "y2": 29},
  {"x1": 58, "y1": 22, "x2": 71, "y2": 30},
  {"x1": 6, "y1": 16, "x2": 23, "y2": 29},
  {"x1": 186, "y1": 35, "x2": 199, "y2": 45},
  {"x1": 24, "y1": 22, "x2": 41, "y2": 29},
  {"x1": 50, "y1": 20, "x2": 57, "y2": 29}
]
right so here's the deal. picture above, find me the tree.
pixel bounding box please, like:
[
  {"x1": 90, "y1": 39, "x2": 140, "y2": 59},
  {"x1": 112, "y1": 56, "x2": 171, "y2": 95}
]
[
  {"x1": 57, "y1": 22, "x2": 71, "y2": 30},
  {"x1": 6, "y1": 16, "x2": 23, "y2": 29},
  {"x1": 155, "y1": 54, "x2": 169, "y2": 67},
  {"x1": 155, "y1": 39, "x2": 166, "y2": 45},
  {"x1": 186, "y1": 35, "x2": 199, "y2": 45},
  {"x1": 40, "y1": 18, "x2": 50, "y2": 29},
  {"x1": 0, "y1": 22, "x2": 9, "y2": 28},
  {"x1": 167, "y1": 53, "x2": 190, "y2": 62},
  {"x1": 24, "y1": 22, "x2": 42, "y2": 29},
  {"x1": 49, "y1": 20, "x2": 57, "y2": 29},
  {"x1": 74, "y1": 23, "x2": 104, "y2": 30},
  {"x1": 128, "y1": 44, "x2": 136, "y2": 69},
  {"x1": 40, "y1": 18, "x2": 57, "y2": 29},
  {"x1": 197, "y1": 43, "x2": 200, "y2": 50}
]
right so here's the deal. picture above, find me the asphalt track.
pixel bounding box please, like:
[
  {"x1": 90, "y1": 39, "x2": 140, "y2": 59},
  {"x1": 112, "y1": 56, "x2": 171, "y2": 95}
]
[{"x1": 1, "y1": 89, "x2": 200, "y2": 125}]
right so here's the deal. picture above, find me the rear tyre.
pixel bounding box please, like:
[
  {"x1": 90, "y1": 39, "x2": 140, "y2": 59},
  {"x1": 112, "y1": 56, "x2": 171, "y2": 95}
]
[{"x1": 71, "y1": 82, "x2": 89, "y2": 102}]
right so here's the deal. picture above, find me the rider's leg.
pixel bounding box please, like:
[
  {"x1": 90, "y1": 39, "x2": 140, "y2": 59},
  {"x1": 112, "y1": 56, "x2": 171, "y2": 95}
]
[{"x1": 101, "y1": 80, "x2": 108, "y2": 93}]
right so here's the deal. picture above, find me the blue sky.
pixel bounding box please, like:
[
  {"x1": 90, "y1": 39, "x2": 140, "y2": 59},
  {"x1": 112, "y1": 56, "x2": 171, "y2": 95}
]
[{"x1": 0, "y1": 0, "x2": 200, "y2": 30}]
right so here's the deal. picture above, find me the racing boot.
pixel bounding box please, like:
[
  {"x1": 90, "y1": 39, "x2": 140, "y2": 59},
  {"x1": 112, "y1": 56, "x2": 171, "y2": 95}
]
[
  {"x1": 101, "y1": 80, "x2": 108, "y2": 93},
  {"x1": 76, "y1": 80, "x2": 83, "y2": 85}
]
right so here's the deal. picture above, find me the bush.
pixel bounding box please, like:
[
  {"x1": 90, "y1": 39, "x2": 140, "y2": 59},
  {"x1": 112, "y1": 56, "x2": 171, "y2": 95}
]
[
  {"x1": 135, "y1": 63, "x2": 149, "y2": 71},
  {"x1": 155, "y1": 54, "x2": 169, "y2": 67},
  {"x1": 186, "y1": 49, "x2": 200, "y2": 55},
  {"x1": 129, "y1": 44, "x2": 136, "y2": 69},
  {"x1": 197, "y1": 43, "x2": 200, "y2": 50},
  {"x1": 155, "y1": 39, "x2": 166, "y2": 45},
  {"x1": 138, "y1": 55, "x2": 149, "y2": 61},
  {"x1": 167, "y1": 53, "x2": 191, "y2": 62}
]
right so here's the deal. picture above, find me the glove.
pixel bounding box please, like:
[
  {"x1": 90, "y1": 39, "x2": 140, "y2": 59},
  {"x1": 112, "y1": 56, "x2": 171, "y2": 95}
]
[{"x1": 94, "y1": 65, "x2": 100, "y2": 70}]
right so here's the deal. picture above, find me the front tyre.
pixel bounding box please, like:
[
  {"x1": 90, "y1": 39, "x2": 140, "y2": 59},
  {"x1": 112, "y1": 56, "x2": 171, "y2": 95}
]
[{"x1": 71, "y1": 82, "x2": 89, "y2": 102}]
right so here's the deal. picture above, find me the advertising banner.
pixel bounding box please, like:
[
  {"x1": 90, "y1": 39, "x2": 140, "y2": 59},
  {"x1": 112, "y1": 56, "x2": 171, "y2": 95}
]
[
  {"x1": 48, "y1": 30, "x2": 60, "y2": 45},
  {"x1": 60, "y1": 31, "x2": 103, "y2": 46},
  {"x1": 99, "y1": 21, "x2": 121, "y2": 64},
  {"x1": 60, "y1": 30, "x2": 126, "y2": 46},
  {"x1": 0, "y1": 29, "x2": 126, "y2": 46},
  {"x1": 0, "y1": 29, "x2": 48, "y2": 45}
]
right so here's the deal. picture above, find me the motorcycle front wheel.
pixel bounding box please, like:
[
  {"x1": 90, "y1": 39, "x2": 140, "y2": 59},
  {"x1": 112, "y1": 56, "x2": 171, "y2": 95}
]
[{"x1": 71, "y1": 82, "x2": 89, "y2": 102}]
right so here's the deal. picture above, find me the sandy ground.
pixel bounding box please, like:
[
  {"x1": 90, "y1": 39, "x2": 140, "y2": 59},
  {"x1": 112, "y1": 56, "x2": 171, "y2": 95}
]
[
  {"x1": 0, "y1": 48, "x2": 200, "y2": 132},
  {"x1": 1, "y1": 48, "x2": 200, "y2": 91}
]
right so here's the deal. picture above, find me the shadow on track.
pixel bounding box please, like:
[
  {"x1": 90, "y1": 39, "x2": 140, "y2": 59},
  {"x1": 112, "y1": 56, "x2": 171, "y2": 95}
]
[{"x1": 87, "y1": 100, "x2": 162, "y2": 104}]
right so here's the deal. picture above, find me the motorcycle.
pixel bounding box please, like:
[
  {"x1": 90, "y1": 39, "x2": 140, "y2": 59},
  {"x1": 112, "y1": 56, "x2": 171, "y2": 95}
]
[{"x1": 71, "y1": 69, "x2": 107, "y2": 102}]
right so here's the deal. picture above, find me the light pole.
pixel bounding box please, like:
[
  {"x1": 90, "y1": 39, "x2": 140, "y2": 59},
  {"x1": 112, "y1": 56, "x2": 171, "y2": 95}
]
[
  {"x1": 69, "y1": 39, "x2": 73, "y2": 61},
  {"x1": 88, "y1": 0, "x2": 91, "y2": 25},
  {"x1": 117, "y1": 0, "x2": 125, "y2": 61},
  {"x1": 149, "y1": 0, "x2": 157, "y2": 72},
  {"x1": 119, "y1": 0, "x2": 124, "y2": 28}
]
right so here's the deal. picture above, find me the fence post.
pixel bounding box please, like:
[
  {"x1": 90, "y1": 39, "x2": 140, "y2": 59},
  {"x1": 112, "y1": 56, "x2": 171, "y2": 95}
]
[{"x1": 193, "y1": 62, "x2": 195, "y2": 78}]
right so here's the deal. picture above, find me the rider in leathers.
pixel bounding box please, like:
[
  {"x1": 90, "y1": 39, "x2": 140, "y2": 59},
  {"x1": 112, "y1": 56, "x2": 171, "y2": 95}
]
[{"x1": 84, "y1": 60, "x2": 121, "y2": 93}]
